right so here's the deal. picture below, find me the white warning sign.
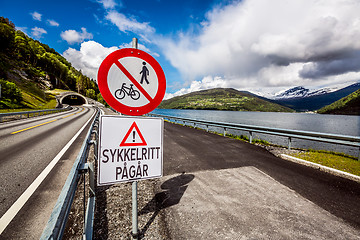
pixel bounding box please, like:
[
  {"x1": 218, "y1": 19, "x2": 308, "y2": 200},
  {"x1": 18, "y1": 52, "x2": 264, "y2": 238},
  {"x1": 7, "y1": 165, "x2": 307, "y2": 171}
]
[{"x1": 98, "y1": 115, "x2": 163, "y2": 185}]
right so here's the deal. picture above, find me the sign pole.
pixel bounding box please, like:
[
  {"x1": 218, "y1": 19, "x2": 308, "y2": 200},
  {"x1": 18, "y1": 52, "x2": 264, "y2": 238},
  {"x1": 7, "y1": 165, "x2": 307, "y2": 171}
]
[
  {"x1": 131, "y1": 37, "x2": 139, "y2": 240},
  {"x1": 98, "y1": 36, "x2": 165, "y2": 239}
]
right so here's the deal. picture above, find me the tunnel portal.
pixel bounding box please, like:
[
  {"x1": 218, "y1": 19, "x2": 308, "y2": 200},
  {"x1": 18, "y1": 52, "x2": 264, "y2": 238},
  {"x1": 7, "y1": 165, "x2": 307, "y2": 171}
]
[{"x1": 60, "y1": 93, "x2": 88, "y2": 106}]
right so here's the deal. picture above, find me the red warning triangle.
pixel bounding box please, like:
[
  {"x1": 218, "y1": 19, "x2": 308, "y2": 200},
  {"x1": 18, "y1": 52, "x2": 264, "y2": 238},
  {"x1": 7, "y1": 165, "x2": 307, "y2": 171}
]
[{"x1": 120, "y1": 121, "x2": 147, "y2": 147}]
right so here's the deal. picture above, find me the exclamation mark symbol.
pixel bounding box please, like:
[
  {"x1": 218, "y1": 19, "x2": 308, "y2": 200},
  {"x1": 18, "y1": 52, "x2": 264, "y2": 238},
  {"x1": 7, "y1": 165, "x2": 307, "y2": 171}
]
[{"x1": 132, "y1": 131, "x2": 135, "y2": 142}]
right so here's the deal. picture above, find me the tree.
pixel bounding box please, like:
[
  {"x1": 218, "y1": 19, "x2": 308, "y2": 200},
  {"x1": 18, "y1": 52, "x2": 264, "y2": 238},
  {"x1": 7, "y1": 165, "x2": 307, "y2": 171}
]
[
  {"x1": 86, "y1": 89, "x2": 96, "y2": 100},
  {"x1": 0, "y1": 22, "x2": 15, "y2": 52},
  {"x1": 0, "y1": 78, "x2": 22, "y2": 105},
  {"x1": 97, "y1": 93, "x2": 107, "y2": 106}
]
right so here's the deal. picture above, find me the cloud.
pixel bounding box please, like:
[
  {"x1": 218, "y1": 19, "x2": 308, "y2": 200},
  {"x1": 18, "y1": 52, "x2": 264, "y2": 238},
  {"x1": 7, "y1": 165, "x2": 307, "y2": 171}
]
[
  {"x1": 165, "y1": 76, "x2": 227, "y2": 99},
  {"x1": 97, "y1": 0, "x2": 118, "y2": 9},
  {"x1": 47, "y1": 19, "x2": 59, "y2": 27},
  {"x1": 30, "y1": 11, "x2": 42, "y2": 21},
  {"x1": 299, "y1": 52, "x2": 360, "y2": 79},
  {"x1": 63, "y1": 41, "x2": 118, "y2": 80},
  {"x1": 119, "y1": 42, "x2": 160, "y2": 57},
  {"x1": 159, "y1": 0, "x2": 360, "y2": 91},
  {"x1": 61, "y1": 27, "x2": 93, "y2": 44},
  {"x1": 62, "y1": 40, "x2": 158, "y2": 80},
  {"x1": 31, "y1": 27, "x2": 47, "y2": 39},
  {"x1": 105, "y1": 10, "x2": 155, "y2": 36}
]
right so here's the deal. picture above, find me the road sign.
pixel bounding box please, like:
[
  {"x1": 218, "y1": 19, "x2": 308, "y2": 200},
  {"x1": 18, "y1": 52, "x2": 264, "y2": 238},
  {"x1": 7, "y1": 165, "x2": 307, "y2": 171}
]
[
  {"x1": 97, "y1": 48, "x2": 166, "y2": 116},
  {"x1": 98, "y1": 115, "x2": 163, "y2": 185}
]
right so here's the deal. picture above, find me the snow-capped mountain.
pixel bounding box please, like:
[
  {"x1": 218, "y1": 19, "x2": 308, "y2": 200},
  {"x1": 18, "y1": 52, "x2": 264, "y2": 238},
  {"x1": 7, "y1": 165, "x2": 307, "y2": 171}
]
[
  {"x1": 248, "y1": 82, "x2": 360, "y2": 111},
  {"x1": 273, "y1": 86, "x2": 337, "y2": 99}
]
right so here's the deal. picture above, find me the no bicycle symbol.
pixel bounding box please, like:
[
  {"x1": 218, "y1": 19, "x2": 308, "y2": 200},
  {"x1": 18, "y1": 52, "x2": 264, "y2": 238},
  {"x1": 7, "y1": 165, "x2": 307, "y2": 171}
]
[{"x1": 98, "y1": 48, "x2": 166, "y2": 116}]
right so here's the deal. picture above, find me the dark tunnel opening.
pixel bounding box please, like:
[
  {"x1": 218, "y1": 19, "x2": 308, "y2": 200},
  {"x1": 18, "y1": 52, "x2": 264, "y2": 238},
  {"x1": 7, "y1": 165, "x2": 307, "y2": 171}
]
[{"x1": 62, "y1": 95, "x2": 86, "y2": 105}]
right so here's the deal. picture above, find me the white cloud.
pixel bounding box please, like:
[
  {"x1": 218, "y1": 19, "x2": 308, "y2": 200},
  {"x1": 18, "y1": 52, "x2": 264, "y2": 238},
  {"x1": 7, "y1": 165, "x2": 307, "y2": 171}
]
[
  {"x1": 61, "y1": 27, "x2": 93, "y2": 44},
  {"x1": 63, "y1": 40, "x2": 158, "y2": 80},
  {"x1": 119, "y1": 42, "x2": 160, "y2": 57},
  {"x1": 47, "y1": 19, "x2": 59, "y2": 27},
  {"x1": 165, "y1": 76, "x2": 227, "y2": 99},
  {"x1": 97, "y1": 0, "x2": 118, "y2": 9},
  {"x1": 105, "y1": 10, "x2": 155, "y2": 35},
  {"x1": 63, "y1": 41, "x2": 118, "y2": 80},
  {"x1": 159, "y1": 0, "x2": 360, "y2": 93},
  {"x1": 31, "y1": 27, "x2": 47, "y2": 39},
  {"x1": 30, "y1": 11, "x2": 42, "y2": 21}
]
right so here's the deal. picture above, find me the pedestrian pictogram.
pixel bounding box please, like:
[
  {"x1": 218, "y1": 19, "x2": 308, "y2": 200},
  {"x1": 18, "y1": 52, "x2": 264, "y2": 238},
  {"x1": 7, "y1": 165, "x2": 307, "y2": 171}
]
[
  {"x1": 120, "y1": 121, "x2": 147, "y2": 147},
  {"x1": 140, "y1": 62, "x2": 149, "y2": 84},
  {"x1": 97, "y1": 48, "x2": 166, "y2": 116}
]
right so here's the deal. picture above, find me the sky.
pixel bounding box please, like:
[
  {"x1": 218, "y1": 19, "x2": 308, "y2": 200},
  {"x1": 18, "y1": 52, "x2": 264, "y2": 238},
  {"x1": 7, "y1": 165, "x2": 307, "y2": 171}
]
[{"x1": 1, "y1": 0, "x2": 360, "y2": 98}]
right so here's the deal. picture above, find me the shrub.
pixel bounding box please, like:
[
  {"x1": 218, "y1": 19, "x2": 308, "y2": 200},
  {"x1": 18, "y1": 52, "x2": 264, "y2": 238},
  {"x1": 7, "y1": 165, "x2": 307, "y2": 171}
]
[{"x1": 0, "y1": 78, "x2": 23, "y2": 108}]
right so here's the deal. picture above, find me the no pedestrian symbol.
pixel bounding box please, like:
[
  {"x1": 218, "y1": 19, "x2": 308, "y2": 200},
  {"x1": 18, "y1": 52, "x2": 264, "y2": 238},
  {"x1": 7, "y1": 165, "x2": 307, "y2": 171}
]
[
  {"x1": 98, "y1": 115, "x2": 163, "y2": 185},
  {"x1": 97, "y1": 48, "x2": 166, "y2": 116}
]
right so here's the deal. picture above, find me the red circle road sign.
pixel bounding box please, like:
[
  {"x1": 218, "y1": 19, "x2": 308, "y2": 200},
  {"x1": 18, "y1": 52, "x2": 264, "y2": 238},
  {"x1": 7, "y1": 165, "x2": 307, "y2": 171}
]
[{"x1": 97, "y1": 48, "x2": 166, "y2": 116}]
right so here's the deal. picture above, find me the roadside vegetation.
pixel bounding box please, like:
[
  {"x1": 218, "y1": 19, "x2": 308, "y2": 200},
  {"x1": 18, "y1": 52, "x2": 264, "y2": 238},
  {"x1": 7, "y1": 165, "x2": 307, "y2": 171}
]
[
  {"x1": 318, "y1": 89, "x2": 360, "y2": 115},
  {"x1": 0, "y1": 17, "x2": 102, "y2": 111},
  {"x1": 289, "y1": 150, "x2": 360, "y2": 176}
]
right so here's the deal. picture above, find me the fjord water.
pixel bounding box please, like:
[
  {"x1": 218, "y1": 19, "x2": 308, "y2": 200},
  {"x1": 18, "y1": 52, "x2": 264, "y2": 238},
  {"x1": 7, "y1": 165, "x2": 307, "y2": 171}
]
[{"x1": 152, "y1": 109, "x2": 360, "y2": 157}]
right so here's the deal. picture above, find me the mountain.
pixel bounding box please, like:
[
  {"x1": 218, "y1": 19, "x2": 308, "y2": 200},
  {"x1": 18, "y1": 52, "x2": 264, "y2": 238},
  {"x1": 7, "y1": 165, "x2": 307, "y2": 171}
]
[
  {"x1": 317, "y1": 89, "x2": 360, "y2": 115},
  {"x1": 270, "y1": 83, "x2": 360, "y2": 111},
  {"x1": 158, "y1": 88, "x2": 294, "y2": 112},
  {"x1": 0, "y1": 17, "x2": 102, "y2": 109},
  {"x1": 275, "y1": 86, "x2": 310, "y2": 99}
]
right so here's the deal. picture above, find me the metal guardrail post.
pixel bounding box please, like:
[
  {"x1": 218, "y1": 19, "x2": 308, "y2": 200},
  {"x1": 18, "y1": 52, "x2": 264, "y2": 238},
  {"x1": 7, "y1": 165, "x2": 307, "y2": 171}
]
[
  {"x1": 288, "y1": 137, "x2": 292, "y2": 150},
  {"x1": 249, "y1": 131, "x2": 253, "y2": 144}
]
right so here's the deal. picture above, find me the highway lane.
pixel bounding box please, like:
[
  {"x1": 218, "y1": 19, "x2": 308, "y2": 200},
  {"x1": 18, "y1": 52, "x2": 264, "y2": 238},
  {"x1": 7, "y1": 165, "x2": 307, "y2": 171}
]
[{"x1": 0, "y1": 106, "x2": 97, "y2": 238}]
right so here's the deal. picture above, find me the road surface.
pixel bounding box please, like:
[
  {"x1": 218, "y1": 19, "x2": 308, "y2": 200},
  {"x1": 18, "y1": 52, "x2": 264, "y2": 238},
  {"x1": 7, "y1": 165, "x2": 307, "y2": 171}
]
[
  {"x1": 0, "y1": 106, "x2": 97, "y2": 239},
  {"x1": 157, "y1": 121, "x2": 360, "y2": 239}
]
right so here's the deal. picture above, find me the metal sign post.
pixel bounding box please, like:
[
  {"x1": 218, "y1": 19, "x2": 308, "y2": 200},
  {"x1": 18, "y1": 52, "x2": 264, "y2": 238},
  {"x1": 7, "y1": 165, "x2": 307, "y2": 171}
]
[
  {"x1": 97, "y1": 37, "x2": 165, "y2": 240},
  {"x1": 131, "y1": 37, "x2": 139, "y2": 240}
]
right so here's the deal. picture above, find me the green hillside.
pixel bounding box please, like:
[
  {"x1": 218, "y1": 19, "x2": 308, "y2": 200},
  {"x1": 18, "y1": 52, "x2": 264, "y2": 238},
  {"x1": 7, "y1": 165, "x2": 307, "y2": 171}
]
[
  {"x1": 159, "y1": 88, "x2": 294, "y2": 112},
  {"x1": 0, "y1": 17, "x2": 105, "y2": 109},
  {"x1": 317, "y1": 89, "x2": 360, "y2": 115}
]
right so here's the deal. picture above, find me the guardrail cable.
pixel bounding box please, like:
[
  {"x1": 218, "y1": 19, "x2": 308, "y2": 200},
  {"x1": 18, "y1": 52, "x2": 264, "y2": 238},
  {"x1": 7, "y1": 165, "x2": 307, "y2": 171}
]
[{"x1": 0, "y1": 106, "x2": 72, "y2": 123}]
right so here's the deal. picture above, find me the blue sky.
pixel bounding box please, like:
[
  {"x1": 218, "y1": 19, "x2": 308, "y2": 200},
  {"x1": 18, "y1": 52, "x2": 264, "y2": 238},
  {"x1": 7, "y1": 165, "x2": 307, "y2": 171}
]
[{"x1": 2, "y1": 0, "x2": 360, "y2": 98}]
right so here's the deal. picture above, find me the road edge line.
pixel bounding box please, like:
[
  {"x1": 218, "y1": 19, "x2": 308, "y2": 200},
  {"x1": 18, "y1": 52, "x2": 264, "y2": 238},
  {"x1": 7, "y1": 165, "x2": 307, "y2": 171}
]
[
  {"x1": 0, "y1": 108, "x2": 96, "y2": 234},
  {"x1": 281, "y1": 154, "x2": 360, "y2": 183}
]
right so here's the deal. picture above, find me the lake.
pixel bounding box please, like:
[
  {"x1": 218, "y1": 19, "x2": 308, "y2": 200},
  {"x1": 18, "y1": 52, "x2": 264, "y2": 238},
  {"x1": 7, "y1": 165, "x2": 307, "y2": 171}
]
[{"x1": 151, "y1": 109, "x2": 360, "y2": 157}]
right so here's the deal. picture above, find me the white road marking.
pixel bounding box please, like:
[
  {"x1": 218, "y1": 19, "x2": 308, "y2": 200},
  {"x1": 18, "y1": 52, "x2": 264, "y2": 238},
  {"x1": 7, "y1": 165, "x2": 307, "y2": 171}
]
[{"x1": 0, "y1": 108, "x2": 96, "y2": 234}]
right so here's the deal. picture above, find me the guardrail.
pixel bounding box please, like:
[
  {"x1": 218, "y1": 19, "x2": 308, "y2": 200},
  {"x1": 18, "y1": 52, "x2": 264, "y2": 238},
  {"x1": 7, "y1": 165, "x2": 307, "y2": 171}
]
[
  {"x1": 148, "y1": 113, "x2": 360, "y2": 160},
  {"x1": 0, "y1": 106, "x2": 72, "y2": 123},
  {"x1": 40, "y1": 108, "x2": 100, "y2": 240}
]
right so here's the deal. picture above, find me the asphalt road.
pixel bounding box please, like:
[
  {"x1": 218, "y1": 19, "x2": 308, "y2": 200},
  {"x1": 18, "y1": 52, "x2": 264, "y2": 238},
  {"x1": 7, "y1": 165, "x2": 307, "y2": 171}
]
[
  {"x1": 160, "y1": 121, "x2": 360, "y2": 239},
  {"x1": 0, "y1": 106, "x2": 97, "y2": 239}
]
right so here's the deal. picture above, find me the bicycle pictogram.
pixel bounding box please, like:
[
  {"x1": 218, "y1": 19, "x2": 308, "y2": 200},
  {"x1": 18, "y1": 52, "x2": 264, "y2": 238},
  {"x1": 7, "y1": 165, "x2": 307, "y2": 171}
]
[{"x1": 115, "y1": 83, "x2": 140, "y2": 100}]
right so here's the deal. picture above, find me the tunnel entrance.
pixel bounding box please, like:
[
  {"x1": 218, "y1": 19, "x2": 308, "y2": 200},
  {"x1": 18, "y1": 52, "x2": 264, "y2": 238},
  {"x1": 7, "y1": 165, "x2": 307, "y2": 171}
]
[{"x1": 61, "y1": 94, "x2": 87, "y2": 105}]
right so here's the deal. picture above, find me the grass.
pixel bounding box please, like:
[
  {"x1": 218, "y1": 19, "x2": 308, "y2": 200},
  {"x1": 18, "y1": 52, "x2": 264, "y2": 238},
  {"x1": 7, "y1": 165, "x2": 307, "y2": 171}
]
[
  {"x1": 289, "y1": 150, "x2": 360, "y2": 176},
  {"x1": 0, "y1": 89, "x2": 59, "y2": 113}
]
